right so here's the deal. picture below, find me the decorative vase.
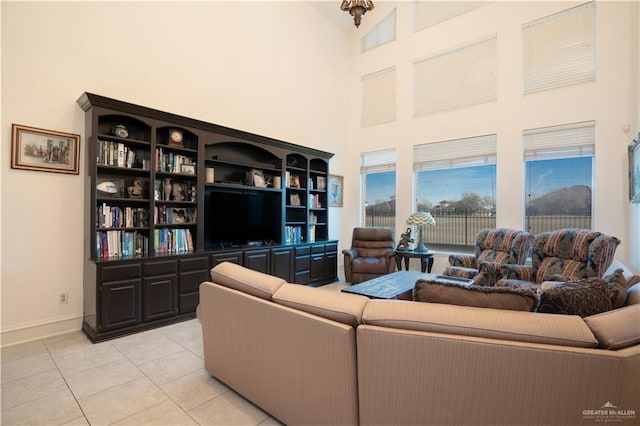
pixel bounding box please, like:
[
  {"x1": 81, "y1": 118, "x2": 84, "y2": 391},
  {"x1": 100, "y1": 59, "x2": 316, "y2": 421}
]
[{"x1": 163, "y1": 178, "x2": 172, "y2": 200}]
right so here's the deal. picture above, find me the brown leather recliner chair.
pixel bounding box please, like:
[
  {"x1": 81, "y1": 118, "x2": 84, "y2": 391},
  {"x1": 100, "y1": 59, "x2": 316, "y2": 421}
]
[{"x1": 342, "y1": 227, "x2": 396, "y2": 284}]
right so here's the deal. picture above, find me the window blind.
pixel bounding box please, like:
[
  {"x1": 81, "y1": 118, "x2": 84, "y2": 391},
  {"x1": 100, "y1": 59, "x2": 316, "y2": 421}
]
[
  {"x1": 523, "y1": 2, "x2": 595, "y2": 95},
  {"x1": 414, "y1": 36, "x2": 497, "y2": 116},
  {"x1": 413, "y1": 134, "x2": 497, "y2": 171},
  {"x1": 361, "y1": 149, "x2": 397, "y2": 173},
  {"x1": 362, "y1": 9, "x2": 396, "y2": 53},
  {"x1": 361, "y1": 67, "x2": 397, "y2": 127},
  {"x1": 414, "y1": 1, "x2": 489, "y2": 32},
  {"x1": 524, "y1": 121, "x2": 595, "y2": 160}
]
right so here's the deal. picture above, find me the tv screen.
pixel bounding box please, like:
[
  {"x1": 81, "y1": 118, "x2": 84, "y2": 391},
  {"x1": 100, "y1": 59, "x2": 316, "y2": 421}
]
[{"x1": 204, "y1": 189, "x2": 281, "y2": 248}]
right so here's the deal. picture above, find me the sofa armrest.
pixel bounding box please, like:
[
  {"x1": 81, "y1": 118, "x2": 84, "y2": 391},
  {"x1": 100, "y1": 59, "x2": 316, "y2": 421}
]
[
  {"x1": 383, "y1": 250, "x2": 396, "y2": 260},
  {"x1": 500, "y1": 264, "x2": 536, "y2": 282},
  {"x1": 342, "y1": 248, "x2": 357, "y2": 259},
  {"x1": 449, "y1": 254, "x2": 476, "y2": 268}
]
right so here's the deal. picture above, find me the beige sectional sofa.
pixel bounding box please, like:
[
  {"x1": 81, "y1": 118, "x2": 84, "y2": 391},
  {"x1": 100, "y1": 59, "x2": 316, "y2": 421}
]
[{"x1": 198, "y1": 261, "x2": 640, "y2": 426}]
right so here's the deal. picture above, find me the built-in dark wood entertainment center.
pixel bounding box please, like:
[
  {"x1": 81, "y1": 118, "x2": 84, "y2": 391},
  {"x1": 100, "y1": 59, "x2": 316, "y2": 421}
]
[{"x1": 78, "y1": 93, "x2": 337, "y2": 342}]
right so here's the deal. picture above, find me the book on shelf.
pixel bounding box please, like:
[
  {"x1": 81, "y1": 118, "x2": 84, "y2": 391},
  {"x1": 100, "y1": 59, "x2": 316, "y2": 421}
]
[
  {"x1": 153, "y1": 228, "x2": 193, "y2": 254},
  {"x1": 284, "y1": 226, "x2": 303, "y2": 244},
  {"x1": 98, "y1": 140, "x2": 149, "y2": 169},
  {"x1": 96, "y1": 230, "x2": 148, "y2": 258}
]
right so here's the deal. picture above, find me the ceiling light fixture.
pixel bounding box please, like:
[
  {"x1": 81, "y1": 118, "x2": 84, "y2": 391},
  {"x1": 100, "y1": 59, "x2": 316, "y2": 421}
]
[{"x1": 340, "y1": 0, "x2": 374, "y2": 28}]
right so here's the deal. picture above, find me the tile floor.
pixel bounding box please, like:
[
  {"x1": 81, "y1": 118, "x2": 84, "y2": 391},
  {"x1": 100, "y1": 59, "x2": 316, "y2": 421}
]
[
  {"x1": 0, "y1": 318, "x2": 283, "y2": 425},
  {"x1": 0, "y1": 282, "x2": 348, "y2": 426}
]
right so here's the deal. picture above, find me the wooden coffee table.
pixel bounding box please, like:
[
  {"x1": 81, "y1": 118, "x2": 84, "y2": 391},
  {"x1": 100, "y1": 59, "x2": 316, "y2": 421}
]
[{"x1": 341, "y1": 271, "x2": 433, "y2": 300}]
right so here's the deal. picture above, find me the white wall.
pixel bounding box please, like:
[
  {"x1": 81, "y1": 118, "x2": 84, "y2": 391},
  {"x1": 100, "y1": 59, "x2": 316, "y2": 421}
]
[
  {"x1": 339, "y1": 1, "x2": 640, "y2": 273},
  {"x1": 1, "y1": 1, "x2": 349, "y2": 345}
]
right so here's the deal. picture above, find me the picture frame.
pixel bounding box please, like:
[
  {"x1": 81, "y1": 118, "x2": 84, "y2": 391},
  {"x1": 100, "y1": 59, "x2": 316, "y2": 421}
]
[
  {"x1": 629, "y1": 132, "x2": 640, "y2": 203},
  {"x1": 180, "y1": 164, "x2": 195, "y2": 175},
  {"x1": 290, "y1": 193, "x2": 301, "y2": 206},
  {"x1": 317, "y1": 176, "x2": 326, "y2": 190},
  {"x1": 247, "y1": 169, "x2": 266, "y2": 187},
  {"x1": 11, "y1": 123, "x2": 80, "y2": 174},
  {"x1": 328, "y1": 174, "x2": 344, "y2": 207}
]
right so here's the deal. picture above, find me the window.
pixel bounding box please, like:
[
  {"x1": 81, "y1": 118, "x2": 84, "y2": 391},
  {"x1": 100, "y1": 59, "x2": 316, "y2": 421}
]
[
  {"x1": 413, "y1": 135, "x2": 497, "y2": 249},
  {"x1": 361, "y1": 149, "x2": 397, "y2": 231},
  {"x1": 524, "y1": 121, "x2": 595, "y2": 233},
  {"x1": 414, "y1": 36, "x2": 496, "y2": 116},
  {"x1": 414, "y1": 1, "x2": 488, "y2": 32},
  {"x1": 361, "y1": 67, "x2": 397, "y2": 127},
  {"x1": 361, "y1": 9, "x2": 396, "y2": 53},
  {"x1": 523, "y1": 2, "x2": 595, "y2": 95}
]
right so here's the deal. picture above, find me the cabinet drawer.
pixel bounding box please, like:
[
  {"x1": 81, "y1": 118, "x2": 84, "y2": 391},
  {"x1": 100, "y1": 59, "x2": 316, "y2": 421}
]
[
  {"x1": 311, "y1": 245, "x2": 325, "y2": 254},
  {"x1": 325, "y1": 242, "x2": 338, "y2": 253},
  {"x1": 179, "y1": 256, "x2": 208, "y2": 272},
  {"x1": 180, "y1": 269, "x2": 209, "y2": 294},
  {"x1": 143, "y1": 260, "x2": 177, "y2": 276},
  {"x1": 295, "y1": 246, "x2": 311, "y2": 256},
  {"x1": 100, "y1": 264, "x2": 141, "y2": 282}
]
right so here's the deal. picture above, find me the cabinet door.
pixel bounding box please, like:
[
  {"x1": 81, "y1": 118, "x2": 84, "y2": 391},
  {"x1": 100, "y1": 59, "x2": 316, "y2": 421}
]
[
  {"x1": 271, "y1": 247, "x2": 293, "y2": 282},
  {"x1": 244, "y1": 248, "x2": 270, "y2": 274},
  {"x1": 100, "y1": 279, "x2": 141, "y2": 331},
  {"x1": 143, "y1": 274, "x2": 177, "y2": 322},
  {"x1": 324, "y1": 242, "x2": 338, "y2": 282},
  {"x1": 310, "y1": 253, "x2": 325, "y2": 283}
]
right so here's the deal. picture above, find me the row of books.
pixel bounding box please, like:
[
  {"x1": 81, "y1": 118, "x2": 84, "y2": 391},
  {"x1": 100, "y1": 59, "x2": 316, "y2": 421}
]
[
  {"x1": 284, "y1": 226, "x2": 303, "y2": 244},
  {"x1": 309, "y1": 194, "x2": 323, "y2": 208},
  {"x1": 97, "y1": 204, "x2": 149, "y2": 228},
  {"x1": 96, "y1": 230, "x2": 148, "y2": 258},
  {"x1": 155, "y1": 148, "x2": 195, "y2": 174},
  {"x1": 98, "y1": 139, "x2": 150, "y2": 169},
  {"x1": 154, "y1": 206, "x2": 197, "y2": 225},
  {"x1": 154, "y1": 228, "x2": 194, "y2": 254}
]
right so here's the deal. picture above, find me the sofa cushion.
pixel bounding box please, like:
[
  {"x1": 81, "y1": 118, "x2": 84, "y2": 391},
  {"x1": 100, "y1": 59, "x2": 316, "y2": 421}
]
[
  {"x1": 272, "y1": 284, "x2": 369, "y2": 327},
  {"x1": 210, "y1": 261, "x2": 285, "y2": 300},
  {"x1": 603, "y1": 260, "x2": 640, "y2": 287},
  {"x1": 627, "y1": 283, "x2": 640, "y2": 306},
  {"x1": 584, "y1": 304, "x2": 640, "y2": 349},
  {"x1": 362, "y1": 300, "x2": 598, "y2": 348},
  {"x1": 413, "y1": 279, "x2": 539, "y2": 312},
  {"x1": 538, "y1": 278, "x2": 612, "y2": 317}
]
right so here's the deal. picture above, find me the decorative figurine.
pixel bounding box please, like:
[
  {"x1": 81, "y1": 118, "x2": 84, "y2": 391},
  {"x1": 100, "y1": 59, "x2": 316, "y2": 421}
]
[
  {"x1": 127, "y1": 180, "x2": 144, "y2": 198},
  {"x1": 113, "y1": 124, "x2": 128, "y2": 138},
  {"x1": 396, "y1": 227, "x2": 414, "y2": 250}
]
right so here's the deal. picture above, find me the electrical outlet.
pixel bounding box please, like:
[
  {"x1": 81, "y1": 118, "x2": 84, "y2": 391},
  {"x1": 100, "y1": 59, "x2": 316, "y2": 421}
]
[{"x1": 59, "y1": 292, "x2": 68, "y2": 305}]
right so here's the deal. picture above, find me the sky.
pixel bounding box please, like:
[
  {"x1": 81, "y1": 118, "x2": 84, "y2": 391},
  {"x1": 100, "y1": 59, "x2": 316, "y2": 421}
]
[{"x1": 365, "y1": 157, "x2": 592, "y2": 206}]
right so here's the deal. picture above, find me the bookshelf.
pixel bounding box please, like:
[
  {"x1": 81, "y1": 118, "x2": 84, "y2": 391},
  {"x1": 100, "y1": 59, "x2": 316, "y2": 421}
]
[{"x1": 77, "y1": 92, "x2": 337, "y2": 341}]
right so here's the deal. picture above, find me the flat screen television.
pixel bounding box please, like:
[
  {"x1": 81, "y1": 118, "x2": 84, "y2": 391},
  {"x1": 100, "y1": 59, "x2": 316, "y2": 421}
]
[{"x1": 204, "y1": 188, "x2": 282, "y2": 249}]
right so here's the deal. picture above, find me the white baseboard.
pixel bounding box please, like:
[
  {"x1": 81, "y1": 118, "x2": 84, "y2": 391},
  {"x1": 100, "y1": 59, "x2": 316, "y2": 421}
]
[{"x1": 1, "y1": 313, "x2": 83, "y2": 348}]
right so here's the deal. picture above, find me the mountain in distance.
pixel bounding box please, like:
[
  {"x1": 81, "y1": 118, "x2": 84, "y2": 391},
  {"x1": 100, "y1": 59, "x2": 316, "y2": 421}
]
[{"x1": 527, "y1": 185, "x2": 591, "y2": 215}]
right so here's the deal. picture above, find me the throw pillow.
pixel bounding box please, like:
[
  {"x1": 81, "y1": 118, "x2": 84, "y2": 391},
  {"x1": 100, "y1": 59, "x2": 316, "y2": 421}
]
[
  {"x1": 602, "y1": 268, "x2": 629, "y2": 309},
  {"x1": 413, "y1": 279, "x2": 539, "y2": 312},
  {"x1": 538, "y1": 278, "x2": 612, "y2": 317}
]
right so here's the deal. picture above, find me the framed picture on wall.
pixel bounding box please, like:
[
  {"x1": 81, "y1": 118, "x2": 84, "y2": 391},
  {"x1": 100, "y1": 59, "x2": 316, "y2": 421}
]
[
  {"x1": 629, "y1": 132, "x2": 640, "y2": 203},
  {"x1": 11, "y1": 124, "x2": 80, "y2": 174},
  {"x1": 328, "y1": 174, "x2": 344, "y2": 207}
]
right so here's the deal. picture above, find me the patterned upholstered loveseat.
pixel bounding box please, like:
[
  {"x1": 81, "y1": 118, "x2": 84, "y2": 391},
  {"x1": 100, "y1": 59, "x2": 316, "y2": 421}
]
[
  {"x1": 444, "y1": 228, "x2": 534, "y2": 286},
  {"x1": 499, "y1": 228, "x2": 620, "y2": 291}
]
